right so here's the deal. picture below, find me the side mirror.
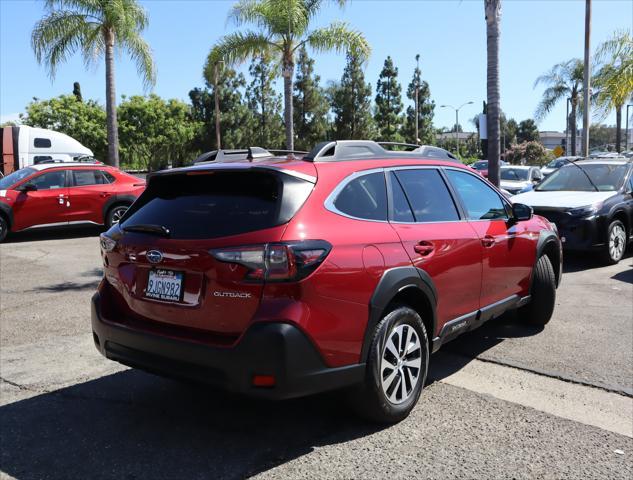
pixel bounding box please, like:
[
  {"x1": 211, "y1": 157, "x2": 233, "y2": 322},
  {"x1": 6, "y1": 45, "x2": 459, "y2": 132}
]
[
  {"x1": 512, "y1": 203, "x2": 533, "y2": 221},
  {"x1": 16, "y1": 183, "x2": 37, "y2": 192}
]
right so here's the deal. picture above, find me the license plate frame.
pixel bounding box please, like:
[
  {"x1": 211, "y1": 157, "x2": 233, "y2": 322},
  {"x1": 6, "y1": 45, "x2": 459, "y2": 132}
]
[{"x1": 145, "y1": 268, "x2": 184, "y2": 303}]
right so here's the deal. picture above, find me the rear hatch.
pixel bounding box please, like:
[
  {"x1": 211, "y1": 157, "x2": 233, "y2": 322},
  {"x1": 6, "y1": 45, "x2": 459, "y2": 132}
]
[{"x1": 106, "y1": 166, "x2": 315, "y2": 338}]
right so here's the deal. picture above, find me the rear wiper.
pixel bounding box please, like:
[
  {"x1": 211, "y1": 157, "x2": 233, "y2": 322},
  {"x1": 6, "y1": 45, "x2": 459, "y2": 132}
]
[{"x1": 122, "y1": 224, "x2": 171, "y2": 237}]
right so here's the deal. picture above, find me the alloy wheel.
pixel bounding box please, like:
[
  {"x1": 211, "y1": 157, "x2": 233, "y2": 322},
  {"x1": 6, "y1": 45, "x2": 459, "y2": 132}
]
[
  {"x1": 111, "y1": 206, "x2": 127, "y2": 225},
  {"x1": 609, "y1": 224, "x2": 626, "y2": 261},
  {"x1": 380, "y1": 324, "x2": 422, "y2": 404}
]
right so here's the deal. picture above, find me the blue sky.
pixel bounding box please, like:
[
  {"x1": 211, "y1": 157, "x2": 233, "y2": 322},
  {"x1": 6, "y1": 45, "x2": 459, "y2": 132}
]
[{"x1": 1, "y1": 0, "x2": 631, "y2": 132}]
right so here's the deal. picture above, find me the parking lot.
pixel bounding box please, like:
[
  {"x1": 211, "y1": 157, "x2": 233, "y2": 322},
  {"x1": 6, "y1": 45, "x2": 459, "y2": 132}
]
[{"x1": 1, "y1": 228, "x2": 632, "y2": 479}]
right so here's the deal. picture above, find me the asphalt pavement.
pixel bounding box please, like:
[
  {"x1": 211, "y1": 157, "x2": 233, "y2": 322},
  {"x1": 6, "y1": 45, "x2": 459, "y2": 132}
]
[{"x1": 0, "y1": 227, "x2": 632, "y2": 479}]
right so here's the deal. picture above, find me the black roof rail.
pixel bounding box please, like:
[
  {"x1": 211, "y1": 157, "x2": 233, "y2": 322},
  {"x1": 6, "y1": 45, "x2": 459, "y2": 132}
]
[
  {"x1": 376, "y1": 141, "x2": 421, "y2": 151},
  {"x1": 194, "y1": 146, "x2": 273, "y2": 164},
  {"x1": 267, "y1": 149, "x2": 309, "y2": 156},
  {"x1": 303, "y1": 140, "x2": 461, "y2": 163}
]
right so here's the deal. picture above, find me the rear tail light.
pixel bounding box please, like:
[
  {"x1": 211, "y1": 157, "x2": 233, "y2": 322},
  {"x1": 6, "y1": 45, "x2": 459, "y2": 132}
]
[
  {"x1": 100, "y1": 233, "x2": 117, "y2": 252},
  {"x1": 211, "y1": 240, "x2": 331, "y2": 283}
]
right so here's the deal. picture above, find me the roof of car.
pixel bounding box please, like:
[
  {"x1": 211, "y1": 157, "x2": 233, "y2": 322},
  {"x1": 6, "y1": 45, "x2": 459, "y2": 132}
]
[
  {"x1": 574, "y1": 158, "x2": 631, "y2": 166},
  {"x1": 500, "y1": 165, "x2": 533, "y2": 170},
  {"x1": 28, "y1": 162, "x2": 109, "y2": 171}
]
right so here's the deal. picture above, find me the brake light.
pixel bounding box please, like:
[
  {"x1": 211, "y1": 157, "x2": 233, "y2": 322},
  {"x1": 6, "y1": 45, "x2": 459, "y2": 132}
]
[
  {"x1": 211, "y1": 240, "x2": 331, "y2": 282},
  {"x1": 99, "y1": 233, "x2": 117, "y2": 252}
]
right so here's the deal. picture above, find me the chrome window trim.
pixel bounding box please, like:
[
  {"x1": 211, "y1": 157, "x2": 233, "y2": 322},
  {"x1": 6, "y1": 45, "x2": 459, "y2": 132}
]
[{"x1": 324, "y1": 168, "x2": 389, "y2": 223}]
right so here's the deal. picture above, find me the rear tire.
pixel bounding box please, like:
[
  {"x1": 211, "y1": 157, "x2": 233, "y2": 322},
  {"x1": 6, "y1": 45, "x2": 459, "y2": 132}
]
[
  {"x1": 519, "y1": 255, "x2": 556, "y2": 326},
  {"x1": 0, "y1": 215, "x2": 8, "y2": 243},
  {"x1": 602, "y1": 220, "x2": 627, "y2": 265},
  {"x1": 106, "y1": 204, "x2": 129, "y2": 228},
  {"x1": 350, "y1": 306, "x2": 429, "y2": 423}
]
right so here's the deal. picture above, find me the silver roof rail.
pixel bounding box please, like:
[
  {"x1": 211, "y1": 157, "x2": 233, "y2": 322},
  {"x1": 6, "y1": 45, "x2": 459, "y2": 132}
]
[{"x1": 303, "y1": 140, "x2": 460, "y2": 162}]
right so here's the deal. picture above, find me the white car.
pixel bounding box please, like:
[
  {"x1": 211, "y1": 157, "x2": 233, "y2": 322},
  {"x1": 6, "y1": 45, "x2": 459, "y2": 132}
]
[
  {"x1": 499, "y1": 166, "x2": 543, "y2": 195},
  {"x1": 541, "y1": 156, "x2": 582, "y2": 178}
]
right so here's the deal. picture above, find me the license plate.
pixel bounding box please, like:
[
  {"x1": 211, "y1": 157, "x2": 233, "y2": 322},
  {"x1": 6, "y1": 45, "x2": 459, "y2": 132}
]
[{"x1": 145, "y1": 269, "x2": 184, "y2": 302}]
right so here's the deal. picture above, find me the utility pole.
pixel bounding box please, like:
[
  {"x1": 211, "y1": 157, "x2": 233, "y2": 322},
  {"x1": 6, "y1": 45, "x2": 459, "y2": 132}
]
[
  {"x1": 565, "y1": 97, "x2": 570, "y2": 154},
  {"x1": 626, "y1": 104, "x2": 632, "y2": 152},
  {"x1": 582, "y1": 0, "x2": 591, "y2": 156},
  {"x1": 440, "y1": 101, "x2": 473, "y2": 158},
  {"x1": 213, "y1": 60, "x2": 223, "y2": 150},
  {"x1": 415, "y1": 54, "x2": 420, "y2": 144}
]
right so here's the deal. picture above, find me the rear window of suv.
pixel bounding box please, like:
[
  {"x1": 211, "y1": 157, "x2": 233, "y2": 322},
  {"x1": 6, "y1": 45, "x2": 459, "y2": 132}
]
[{"x1": 120, "y1": 170, "x2": 313, "y2": 239}]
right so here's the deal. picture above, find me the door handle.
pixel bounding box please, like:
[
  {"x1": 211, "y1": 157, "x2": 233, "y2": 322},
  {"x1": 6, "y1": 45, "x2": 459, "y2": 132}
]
[
  {"x1": 100, "y1": 192, "x2": 111, "y2": 198},
  {"x1": 481, "y1": 235, "x2": 496, "y2": 248},
  {"x1": 413, "y1": 242, "x2": 434, "y2": 256}
]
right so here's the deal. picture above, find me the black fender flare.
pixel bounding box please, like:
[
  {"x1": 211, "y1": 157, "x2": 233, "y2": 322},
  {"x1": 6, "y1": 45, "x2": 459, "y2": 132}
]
[
  {"x1": 360, "y1": 266, "x2": 438, "y2": 363},
  {"x1": 102, "y1": 195, "x2": 137, "y2": 222},
  {"x1": 0, "y1": 201, "x2": 14, "y2": 228},
  {"x1": 535, "y1": 229, "x2": 562, "y2": 288}
]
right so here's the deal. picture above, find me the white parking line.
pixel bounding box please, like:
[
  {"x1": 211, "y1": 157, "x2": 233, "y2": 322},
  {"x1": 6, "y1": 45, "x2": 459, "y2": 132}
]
[{"x1": 437, "y1": 353, "x2": 633, "y2": 438}]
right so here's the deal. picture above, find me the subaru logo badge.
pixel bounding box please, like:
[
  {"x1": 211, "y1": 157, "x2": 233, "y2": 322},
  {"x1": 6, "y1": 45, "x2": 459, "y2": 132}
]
[{"x1": 146, "y1": 250, "x2": 163, "y2": 264}]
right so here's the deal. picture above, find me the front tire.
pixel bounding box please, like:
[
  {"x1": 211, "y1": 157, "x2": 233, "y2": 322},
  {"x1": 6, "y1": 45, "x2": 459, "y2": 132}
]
[
  {"x1": 351, "y1": 306, "x2": 429, "y2": 423},
  {"x1": 0, "y1": 215, "x2": 8, "y2": 243},
  {"x1": 519, "y1": 255, "x2": 556, "y2": 326},
  {"x1": 106, "y1": 204, "x2": 129, "y2": 228},
  {"x1": 603, "y1": 220, "x2": 627, "y2": 265}
]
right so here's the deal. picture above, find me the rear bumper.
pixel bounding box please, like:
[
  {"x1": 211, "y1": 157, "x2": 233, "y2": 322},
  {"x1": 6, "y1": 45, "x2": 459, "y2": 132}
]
[{"x1": 91, "y1": 292, "x2": 364, "y2": 399}]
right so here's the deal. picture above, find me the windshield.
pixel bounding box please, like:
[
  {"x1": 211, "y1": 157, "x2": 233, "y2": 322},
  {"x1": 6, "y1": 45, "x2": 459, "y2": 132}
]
[
  {"x1": 472, "y1": 161, "x2": 488, "y2": 170},
  {"x1": 500, "y1": 168, "x2": 529, "y2": 181},
  {"x1": 536, "y1": 164, "x2": 627, "y2": 192},
  {"x1": 0, "y1": 168, "x2": 36, "y2": 189}
]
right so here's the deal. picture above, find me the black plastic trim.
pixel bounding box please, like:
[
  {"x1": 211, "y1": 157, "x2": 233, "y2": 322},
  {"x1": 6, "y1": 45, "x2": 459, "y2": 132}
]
[
  {"x1": 536, "y1": 229, "x2": 562, "y2": 287},
  {"x1": 0, "y1": 201, "x2": 13, "y2": 227},
  {"x1": 361, "y1": 266, "x2": 438, "y2": 362},
  {"x1": 91, "y1": 292, "x2": 364, "y2": 399},
  {"x1": 102, "y1": 195, "x2": 136, "y2": 223}
]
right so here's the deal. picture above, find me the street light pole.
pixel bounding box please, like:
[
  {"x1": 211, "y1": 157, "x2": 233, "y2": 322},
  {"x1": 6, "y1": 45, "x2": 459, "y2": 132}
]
[
  {"x1": 626, "y1": 104, "x2": 632, "y2": 152},
  {"x1": 581, "y1": 0, "x2": 592, "y2": 156},
  {"x1": 440, "y1": 101, "x2": 474, "y2": 158},
  {"x1": 415, "y1": 54, "x2": 420, "y2": 144}
]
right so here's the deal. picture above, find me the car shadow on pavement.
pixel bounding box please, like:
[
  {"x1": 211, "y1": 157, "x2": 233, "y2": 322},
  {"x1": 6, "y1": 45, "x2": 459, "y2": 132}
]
[
  {"x1": 563, "y1": 250, "x2": 632, "y2": 273},
  {"x1": 32, "y1": 280, "x2": 102, "y2": 292},
  {"x1": 0, "y1": 369, "x2": 386, "y2": 480},
  {"x1": 427, "y1": 311, "x2": 543, "y2": 385},
  {"x1": 4, "y1": 226, "x2": 105, "y2": 244}
]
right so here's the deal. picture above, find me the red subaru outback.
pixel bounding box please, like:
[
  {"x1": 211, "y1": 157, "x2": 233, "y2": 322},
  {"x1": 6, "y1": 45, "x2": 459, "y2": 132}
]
[
  {"x1": 0, "y1": 162, "x2": 145, "y2": 242},
  {"x1": 92, "y1": 141, "x2": 561, "y2": 422}
]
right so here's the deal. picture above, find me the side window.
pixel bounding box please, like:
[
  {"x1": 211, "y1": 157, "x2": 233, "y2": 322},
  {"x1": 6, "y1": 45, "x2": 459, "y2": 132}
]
[
  {"x1": 33, "y1": 138, "x2": 52, "y2": 148},
  {"x1": 628, "y1": 174, "x2": 633, "y2": 192},
  {"x1": 333, "y1": 171, "x2": 387, "y2": 221},
  {"x1": 388, "y1": 172, "x2": 414, "y2": 222},
  {"x1": 102, "y1": 171, "x2": 116, "y2": 183},
  {"x1": 29, "y1": 170, "x2": 67, "y2": 190},
  {"x1": 445, "y1": 169, "x2": 508, "y2": 220},
  {"x1": 394, "y1": 169, "x2": 460, "y2": 222},
  {"x1": 73, "y1": 170, "x2": 108, "y2": 186}
]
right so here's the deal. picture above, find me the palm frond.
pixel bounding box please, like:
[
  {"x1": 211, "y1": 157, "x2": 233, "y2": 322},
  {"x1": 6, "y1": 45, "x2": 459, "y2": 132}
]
[
  {"x1": 31, "y1": 10, "x2": 97, "y2": 78},
  {"x1": 121, "y1": 32, "x2": 156, "y2": 90},
  {"x1": 303, "y1": 21, "x2": 370, "y2": 60},
  {"x1": 534, "y1": 84, "x2": 568, "y2": 121},
  {"x1": 214, "y1": 31, "x2": 278, "y2": 66}
]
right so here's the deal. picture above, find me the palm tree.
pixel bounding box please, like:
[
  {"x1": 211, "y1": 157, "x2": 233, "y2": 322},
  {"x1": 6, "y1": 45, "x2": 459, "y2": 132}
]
[
  {"x1": 32, "y1": 0, "x2": 156, "y2": 167},
  {"x1": 211, "y1": 0, "x2": 370, "y2": 151},
  {"x1": 534, "y1": 59, "x2": 584, "y2": 156},
  {"x1": 593, "y1": 30, "x2": 633, "y2": 152},
  {"x1": 485, "y1": 0, "x2": 501, "y2": 186}
]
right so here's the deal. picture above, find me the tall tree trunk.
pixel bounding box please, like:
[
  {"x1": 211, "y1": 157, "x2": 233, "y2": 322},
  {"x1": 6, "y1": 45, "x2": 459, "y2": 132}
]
[
  {"x1": 104, "y1": 29, "x2": 119, "y2": 167},
  {"x1": 570, "y1": 100, "x2": 577, "y2": 156},
  {"x1": 485, "y1": 0, "x2": 501, "y2": 187},
  {"x1": 615, "y1": 105, "x2": 622, "y2": 153},
  {"x1": 283, "y1": 57, "x2": 295, "y2": 151}
]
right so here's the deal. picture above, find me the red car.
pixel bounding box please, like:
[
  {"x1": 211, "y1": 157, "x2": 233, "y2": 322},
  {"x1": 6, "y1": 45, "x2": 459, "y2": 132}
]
[
  {"x1": 92, "y1": 141, "x2": 561, "y2": 422},
  {"x1": 0, "y1": 162, "x2": 145, "y2": 242}
]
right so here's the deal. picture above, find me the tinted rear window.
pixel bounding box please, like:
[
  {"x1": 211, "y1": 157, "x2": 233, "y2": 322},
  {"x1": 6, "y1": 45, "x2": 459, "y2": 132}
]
[
  {"x1": 332, "y1": 172, "x2": 387, "y2": 221},
  {"x1": 121, "y1": 170, "x2": 312, "y2": 239}
]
